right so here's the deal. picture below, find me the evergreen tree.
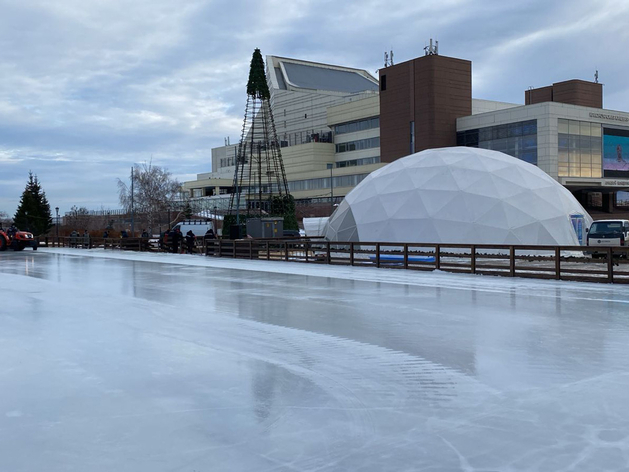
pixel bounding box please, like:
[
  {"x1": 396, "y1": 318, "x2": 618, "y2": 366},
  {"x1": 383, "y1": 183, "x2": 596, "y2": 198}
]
[
  {"x1": 246, "y1": 48, "x2": 270, "y2": 99},
  {"x1": 14, "y1": 172, "x2": 53, "y2": 236}
]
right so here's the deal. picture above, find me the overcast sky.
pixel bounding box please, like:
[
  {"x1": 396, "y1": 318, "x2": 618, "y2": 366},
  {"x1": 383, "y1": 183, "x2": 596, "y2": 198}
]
[{"x1": 1, "y1": 0, "x2": 628, "y2": 216}]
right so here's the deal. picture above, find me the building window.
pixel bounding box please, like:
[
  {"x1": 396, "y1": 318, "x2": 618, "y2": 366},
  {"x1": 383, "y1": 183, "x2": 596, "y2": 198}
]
[
  {"x1": 336, "y1": 137, "x2": 380, "y2": 153},
  {"x1": 557, "y1": 119, "x2": 602, "y2": 178},
  {"x1": 334, "y1": 117, "x2": 379, "y2": 135},
  {"x1": 380, "y1": 75, "x2": 386, "y2": 91},
  {"x1": 457, "y1": 120, "x2": 538, "y2": 165},
  {"x1": 287, "y1": 174, "x2": 369, "y2": 192},
  {"x1": 336, "y1": 156, "x2": 381, "y2": 168}
]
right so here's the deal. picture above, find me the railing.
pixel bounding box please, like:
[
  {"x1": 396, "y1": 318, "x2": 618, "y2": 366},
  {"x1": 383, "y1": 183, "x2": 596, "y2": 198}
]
[
  {"x1": 204, "y1": 239, "x2": 629, "y2": 284},
  {"x1": 40, "y1": 236, "x2": 629, "y2": 284},
  {"x1": 44, "y1": 237, "x2": 152, "y2": 251},
  {"x1": 43, "y1": 236, "x2": 213, "y2": 253}
]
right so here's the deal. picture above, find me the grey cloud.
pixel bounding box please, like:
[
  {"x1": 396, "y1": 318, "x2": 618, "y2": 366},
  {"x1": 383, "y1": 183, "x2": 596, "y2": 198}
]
[{"x1": 1, "y1": 0, "x2": 628, "y2": 215}]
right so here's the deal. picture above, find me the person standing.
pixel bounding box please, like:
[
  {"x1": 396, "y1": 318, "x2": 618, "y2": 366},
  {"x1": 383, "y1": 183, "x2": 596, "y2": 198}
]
[
  {"x1": 185, "y1": 230, "x2": 195, "y2": 254},
  {"x1": 70, "y1": 229, "x2": 78, "y2": 247},
  {"x1": 171, "y1": 227, "x2": 182, "y2": 254}
]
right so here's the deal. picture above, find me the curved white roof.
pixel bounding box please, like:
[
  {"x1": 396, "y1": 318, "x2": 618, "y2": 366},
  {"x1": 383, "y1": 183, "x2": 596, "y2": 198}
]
[{"x1": 324, "y1": 147, "x2": 592, "y2": 245}]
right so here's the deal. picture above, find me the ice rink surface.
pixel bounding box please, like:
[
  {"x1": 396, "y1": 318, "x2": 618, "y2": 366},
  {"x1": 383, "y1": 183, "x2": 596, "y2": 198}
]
[{"x1": 1, "y1": 248, "x2": 629, "y2": 471}]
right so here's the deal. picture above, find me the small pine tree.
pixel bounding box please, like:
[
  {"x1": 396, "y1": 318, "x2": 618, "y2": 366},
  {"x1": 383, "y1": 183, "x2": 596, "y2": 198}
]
[
  {"x1": 14, "y1": 172, "x2": 53, "y2": 236},
  {"x1": 184, "y1": 202, "x2": 193, "y2": 220}
]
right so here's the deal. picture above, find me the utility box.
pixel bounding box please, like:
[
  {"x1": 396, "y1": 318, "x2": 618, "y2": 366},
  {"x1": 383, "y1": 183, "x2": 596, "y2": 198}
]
[{"x1": 246, "y1": 218, "x2": 284, "y2": 238}]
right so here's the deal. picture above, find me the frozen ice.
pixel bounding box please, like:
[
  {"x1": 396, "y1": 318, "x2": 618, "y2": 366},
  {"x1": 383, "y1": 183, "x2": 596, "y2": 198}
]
[{"x1": 1, "y1": 248, "x2": 629, "y2": 471}]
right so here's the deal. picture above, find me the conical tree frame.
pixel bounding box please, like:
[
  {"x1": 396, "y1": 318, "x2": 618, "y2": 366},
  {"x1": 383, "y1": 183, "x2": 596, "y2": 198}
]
[{"x1": 229, "y1": 49, "x2": 290, "y2": 224}]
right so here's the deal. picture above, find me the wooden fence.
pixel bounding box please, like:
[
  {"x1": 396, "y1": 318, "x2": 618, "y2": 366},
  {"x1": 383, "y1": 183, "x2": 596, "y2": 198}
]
[
  {"x1": 41, "y1": 236, "x2": 629, "y2": 284},
  {"x1": 205, "y1": 239, "x2": 629, "y2": 284}
]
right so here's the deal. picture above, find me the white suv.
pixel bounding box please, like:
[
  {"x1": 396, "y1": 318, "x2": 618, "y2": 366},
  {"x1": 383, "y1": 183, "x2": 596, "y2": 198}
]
[{"x1": 586, "y1": 219, "x2": 629, "y2": 257}]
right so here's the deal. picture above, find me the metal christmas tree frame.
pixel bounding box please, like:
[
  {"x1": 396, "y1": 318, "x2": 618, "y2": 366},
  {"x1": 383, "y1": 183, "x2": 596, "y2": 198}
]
[{"x1": 228, "y1": 48, "x2": 290, "y2": 224}]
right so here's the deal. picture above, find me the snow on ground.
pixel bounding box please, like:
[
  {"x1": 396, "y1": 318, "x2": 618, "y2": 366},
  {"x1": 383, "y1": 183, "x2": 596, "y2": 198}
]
[{"x1": 1, "y1": 248, "x2": 629, "y2": 471}]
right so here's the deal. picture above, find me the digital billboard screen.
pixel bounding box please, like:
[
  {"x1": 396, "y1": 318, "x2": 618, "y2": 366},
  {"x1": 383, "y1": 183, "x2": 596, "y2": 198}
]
[{"x1": 603, "y1": 128, "x2": 629, "y2": 177}]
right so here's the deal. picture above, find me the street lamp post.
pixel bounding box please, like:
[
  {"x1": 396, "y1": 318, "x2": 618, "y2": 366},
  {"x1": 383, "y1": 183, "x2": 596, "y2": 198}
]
[
  {"x1": 55, "y1": 207, "x2": 59, "y2": 240},
  {"x1": 130, "y1": 166, "x2": 135, "y2": 237},
  {"x1": 327, "y1": 163, "x2": 334, "y2": 214}
]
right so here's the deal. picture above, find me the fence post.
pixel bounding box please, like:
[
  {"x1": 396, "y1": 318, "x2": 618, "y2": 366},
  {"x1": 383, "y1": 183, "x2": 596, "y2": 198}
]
[
  {"x1": 376, "y1": 243, "x2": 380, "y2": 268},
  {"x1": 305, "y1": 241, "x2": 310, "y2": 263},
  {"x1": 509, "y1": 246, "x2": 515, "y2": 277},
  {"x1": 555, "y1": 247, "x2": 561, "y2": 280},
  {"x1": 435, "y1": 245, "x2": 440, "y2": 270},
  {"x1": 350, "y1": 242, "x2": 355, "y2": 266},
  {"x1": 327, "y1": 241, "x2": 331, "y2": 264},
  {"x1": 608, "y1": 247, "x2": 614, "y2": 283},
  {"x1": 266, "y1": 241, "x2": 270, "y2": 260},
  {"x1": 471, "y1": 245, "x2": 476, "y2": 274},
  {"x1": 218, "y1": 239, "x2": 222, "y2": 257},
  {"x1": 404, "y1": 244, "x2": 408, "y2": 269},
  {"x1": 233, "y1": 240, "x2": 237, "y2": 258},
  {"x1": 285, "y1": 241, "x2": 289, "y2": 261},
  {"x1": 249, "y1": 240, "x2": 253, "y2": 259}
]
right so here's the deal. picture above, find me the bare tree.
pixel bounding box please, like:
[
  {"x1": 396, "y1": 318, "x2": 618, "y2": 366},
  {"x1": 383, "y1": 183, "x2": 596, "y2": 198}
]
[
  {"x1": 0, "y1": 211, "x2": 11, "y2": 228},
  {"x1": 117, "y1": 162, "x2": 181, "y2": 232},
  {"x1": 66, "y1": 205, "x2": 90, "y2": 230}
]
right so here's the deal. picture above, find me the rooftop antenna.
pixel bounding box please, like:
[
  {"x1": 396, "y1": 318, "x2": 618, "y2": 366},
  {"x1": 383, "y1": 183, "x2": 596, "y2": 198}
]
[
  {"x1": 390, "y1": 50, "x2": 394, "y2": 66},
  {"x1": 595, "y1": 69, "x2": 599, "y2": 84},
  {"x1": 384, "y1": 51, "x2": 389, "y2": 68},
  {"x1": 424, "y1": 38, "x2": 439, "y2": 56}
]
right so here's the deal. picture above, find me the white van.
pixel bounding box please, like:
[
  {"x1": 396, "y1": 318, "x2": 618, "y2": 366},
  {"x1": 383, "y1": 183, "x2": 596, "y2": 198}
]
[
  {"x1": 586, "y1": 219, "x2": 629, "y2": 256},
  {"x1": 172, "y1": 220, "x2": 216, "y2": 237}
]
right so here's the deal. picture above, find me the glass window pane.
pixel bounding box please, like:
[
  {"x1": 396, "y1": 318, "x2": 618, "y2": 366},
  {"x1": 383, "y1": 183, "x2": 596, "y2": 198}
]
[
  {"x1": 522, "y1": 136, "x2": 537, "y2": 149},
  {"x1": 558, "y1": 135, "x2": 569, "y2": 149},
  {"x1": 591, "y1": 123, "x2": 602, "y2": 137},
  {"x1": 559, "y1": 149, "x2": 569, "y2": 163},
  {"x1": 569, "y1": 120, "x2": 580, "y2": 135},
  {"x1": 581, "y1": 167, "x2": 592, "y2": 178},
  {"x1": 558, "y1": 119, "x2": 569, "y2": 134},
  {"x1": 580, "y1": 121, "x2": 591, "y2": 136},
  {"x1": 522, "y1": 120, "x2": 537, "y2": 135},
  {"x1": 508, "y1": 123, "x2": 522, "y2": 137},
  {"x1": 479, "y1": 128, "x2": 491, "y2": 141}
]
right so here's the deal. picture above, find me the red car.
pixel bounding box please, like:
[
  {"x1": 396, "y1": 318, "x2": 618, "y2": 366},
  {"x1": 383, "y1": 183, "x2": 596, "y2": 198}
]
[{"x1": 0, "y1": 228, "x2": 38, "y2": 251}]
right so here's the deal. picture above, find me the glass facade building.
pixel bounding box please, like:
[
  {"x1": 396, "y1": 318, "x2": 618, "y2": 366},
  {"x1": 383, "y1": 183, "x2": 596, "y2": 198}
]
[
  {"x1": 557, "y1": 119, "x2": 602, "y2": 178},
  {"x1": 457, "y1": 120, "x2": 538, "y2": 165}
]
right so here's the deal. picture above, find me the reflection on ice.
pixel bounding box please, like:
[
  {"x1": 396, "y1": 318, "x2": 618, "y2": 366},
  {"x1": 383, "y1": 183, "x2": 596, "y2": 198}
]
[{"x1": 1, "y1": 249, "x2": 629, "y2": 471}]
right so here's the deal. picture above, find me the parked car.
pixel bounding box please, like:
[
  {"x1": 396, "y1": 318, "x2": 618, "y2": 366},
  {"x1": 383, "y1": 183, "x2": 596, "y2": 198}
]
[
  {"x1": 586, "y1": 219, "x2": 629, "y2": 257},
  {"x1": 171, "y1": 220, "x2": 216, "y2": 237}
]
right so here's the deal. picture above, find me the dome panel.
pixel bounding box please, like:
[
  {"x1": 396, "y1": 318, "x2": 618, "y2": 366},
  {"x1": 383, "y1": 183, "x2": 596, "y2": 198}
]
[{"x1": 324, "y1": 147, "x2": 592, "y2": 245}]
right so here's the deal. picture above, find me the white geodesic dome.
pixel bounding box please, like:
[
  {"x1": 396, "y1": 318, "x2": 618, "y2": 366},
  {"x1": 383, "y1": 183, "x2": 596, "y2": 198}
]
[{"x1": 324, "y1": 147, "x2": 592, "y2": 245}]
